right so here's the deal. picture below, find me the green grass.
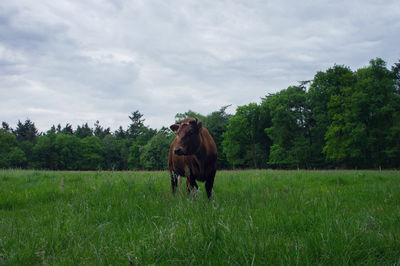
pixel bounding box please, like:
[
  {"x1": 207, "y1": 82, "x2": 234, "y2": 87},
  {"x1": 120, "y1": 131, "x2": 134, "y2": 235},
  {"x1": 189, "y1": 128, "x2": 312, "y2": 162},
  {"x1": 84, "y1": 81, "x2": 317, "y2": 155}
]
[{"x1": 0, "y1": 170, "x2": 399, "y2": 265}]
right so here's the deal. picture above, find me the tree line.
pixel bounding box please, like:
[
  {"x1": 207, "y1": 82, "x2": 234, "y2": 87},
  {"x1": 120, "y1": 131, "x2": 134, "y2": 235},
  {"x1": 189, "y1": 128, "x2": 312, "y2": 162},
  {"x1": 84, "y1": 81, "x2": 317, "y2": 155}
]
[
  {"x1": 1, "y1": 58, "x2": 399, "y2": 170},
  {"x1": 0, "y1": 108, "x2": 231, "y2": 170}
]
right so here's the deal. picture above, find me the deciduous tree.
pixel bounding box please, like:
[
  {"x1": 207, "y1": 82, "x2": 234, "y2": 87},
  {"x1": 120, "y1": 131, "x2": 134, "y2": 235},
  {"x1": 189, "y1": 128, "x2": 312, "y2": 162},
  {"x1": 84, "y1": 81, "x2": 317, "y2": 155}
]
[
  {"x1": 0, "y1": 129, "x2": 26, "y2": 168},
  {"x1": 323, "y1": 58, "x2": 397, "y2": 168},
  {"x1": 264, "y1": 85, "x2": 311, "y2": 168},
  {"x1": 222, "y1": 103, "x2": 269, "y2": 168},
  {"x1": 140, "y1": 129, "x2": 174, "y2": 170},
  {"x1": 80, "y1": 136, "x2": 104, "y2": 170}
]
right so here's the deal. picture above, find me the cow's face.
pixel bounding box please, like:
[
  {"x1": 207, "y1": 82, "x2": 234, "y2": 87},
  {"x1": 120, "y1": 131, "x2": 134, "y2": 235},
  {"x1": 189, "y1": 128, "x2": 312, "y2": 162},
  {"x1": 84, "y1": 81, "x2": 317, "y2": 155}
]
[{"x1": 170, "y1": 118, "x2": 202, "y2": 156}]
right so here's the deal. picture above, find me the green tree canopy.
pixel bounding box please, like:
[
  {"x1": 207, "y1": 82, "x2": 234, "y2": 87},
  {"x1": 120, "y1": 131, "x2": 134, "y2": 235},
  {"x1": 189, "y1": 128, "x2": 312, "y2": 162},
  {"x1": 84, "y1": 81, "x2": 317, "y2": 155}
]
[
  {"x1": 202, "y1": 106, "x2": 232, "y2": 168},
  {"x1": 264, "y1": 85, "x2": 311, "y2": 168},
  {"x1": 222, "y1": 103, "x2": 269, "y2": 168},
  {"x1": 140, "y1": 129, "x2": 174, "y2": 170},
  {"x1": 128, "y1": 110, "x2": 145, "y2": 140},
  {"x1": 323, "y1": 58, "x2": 398, "y2": 168},
  {"x1": 60, "y1": 123, "x2": 74, "y2": 135},
  {"x1": 102, "y1": 135, "x2": 125, "y2": 170},
  {"x1": 13, "y1": 119, "x2": 38, "y2": 142},
  {"x1": 80, "y1": 136, "x2": 104, "y2": 170},
  {"x1": 307, "y1": 65, "x2": 356, "y2": 167},
  {"x1": 94, "y1": 121, "x2": 111, "y2": 139},
  {"x1": 0, "y1": 129, "x2": 26, "y2": 168},
  {"x1": 2, "y1": 122, "x2": 11, "y2": 133},
  {"x1": 54, "y1": 134, "x2": 82, "y2": 170},
  {"x1": 75, "y1": 123, "x2": 93, "y2": 139},
  {"x1": 31, "y1": 133, "x2": 58, "y2": 169},
  {"x1": 128, "y1": 127, "x2": 157, "y2": 170}
]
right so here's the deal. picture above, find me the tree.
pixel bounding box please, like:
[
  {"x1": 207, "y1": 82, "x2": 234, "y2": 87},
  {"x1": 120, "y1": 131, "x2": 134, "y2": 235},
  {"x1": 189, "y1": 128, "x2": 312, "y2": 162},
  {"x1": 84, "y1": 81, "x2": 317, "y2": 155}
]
[
  {"x1": 128, "y1": 136, "x2": 147, "y2": 170},
  {"x1": 80, "y1": 136, "x2": 104, "y2": 170},
  {"x1": 128, "y1": 110, "x2": 145, "y2": 140},
  {"x1": 31, "y1": 133, "x2": 58, "y2": 169},
  {"x1": 56, "y1": 124, "x2": 62, "y2": 133},
  {"x1": 10, "y1": 119, "x2": 38, "y2": 168},
  {"x1": 264, "y1": 85, "x2": 311, "y2": 169},
  {"x1": 0, "y1": 129, "x2": 26, "y2": 168},
  {"x1": 392, "y1": 59, "x2": 400, "y2": 92},
  {"x1": 2, "y1": 122, "x2": 11, "y2": 133},
  {"x1": 128, "y1": 127, "x2": 157, "y2": 170},
  {"x1": 13, "y1": 119, "x2": 38, "y2": 142},
  {"x1": 308, "y1": 65, "x2": 356, "y2": 167},
  {"x1": 222, "y1": 103, "x2": 269, "y2": 168},
  {"x1": 102, "y1": 135, "x2": 125, "y2": 170},
  {"x1": 94, "y1": 120, "x2": 111, "y2": 139},
  {"x1": 386, "y1": 60, "x2": 400, "y2": 167},
  {"x1": 114, "y1": 126, "x2": 127, "y2": 139},
  {"x1": 60, "y1": 123, "x2": 74, "y2": 135},
  {"x1": 119, "y1": 140, "x2": 130, "y2": 170},
  {"x1": 202, "y1": 106, "x2": 232, "y2": 168},
  {"x1": 75, "y1": 123, "x2": 93, "y2": 139},
  {"x1": 17, "y1": 141, "x2": 34, "y2": 168},
  {"x1": 8, "y1": 147, "x2": 27, "y2": 168},
  {"x1": 54, "y1": 134, "x2": 82, "y2": 170},
  {"x1": 323, "y1": 58, "x2": 397, "y2": 168},
  {"x1": 140, "y1": 129, "x2": 174, "y2": 170},
  {"x1": 48, "y1": 125, "x2": 57, "y2": 134}
]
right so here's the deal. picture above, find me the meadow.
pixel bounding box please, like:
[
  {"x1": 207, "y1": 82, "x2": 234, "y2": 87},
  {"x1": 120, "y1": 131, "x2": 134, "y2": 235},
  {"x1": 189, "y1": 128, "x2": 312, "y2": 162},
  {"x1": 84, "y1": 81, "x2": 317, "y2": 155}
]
[{"x1": 0, "y1": 169, "x2": 399, "y2": 265}]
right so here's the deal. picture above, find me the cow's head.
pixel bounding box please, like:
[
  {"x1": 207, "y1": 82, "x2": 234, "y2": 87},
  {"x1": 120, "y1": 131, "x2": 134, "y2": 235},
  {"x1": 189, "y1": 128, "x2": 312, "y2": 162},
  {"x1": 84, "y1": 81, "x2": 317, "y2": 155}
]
[{"x1": 170, "y1": 118, "x2": 203, "y2": 156}]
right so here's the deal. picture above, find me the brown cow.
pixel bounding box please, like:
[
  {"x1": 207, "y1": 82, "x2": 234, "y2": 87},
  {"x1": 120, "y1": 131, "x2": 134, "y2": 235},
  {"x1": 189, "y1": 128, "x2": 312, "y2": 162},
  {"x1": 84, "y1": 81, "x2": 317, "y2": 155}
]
[{"x1": 168, "y1": 118, "x2": 217, "y2": 198}]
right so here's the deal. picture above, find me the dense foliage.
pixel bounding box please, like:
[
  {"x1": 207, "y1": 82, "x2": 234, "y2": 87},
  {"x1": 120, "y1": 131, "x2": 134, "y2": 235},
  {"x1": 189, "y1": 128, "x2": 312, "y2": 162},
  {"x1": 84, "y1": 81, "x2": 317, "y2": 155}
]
[
  {"x1": 1, "y1": 58, "x2": 399, "y2": 169},
  {"x1": 223, "y1": 58, "x2": 400, "y2": 169}
]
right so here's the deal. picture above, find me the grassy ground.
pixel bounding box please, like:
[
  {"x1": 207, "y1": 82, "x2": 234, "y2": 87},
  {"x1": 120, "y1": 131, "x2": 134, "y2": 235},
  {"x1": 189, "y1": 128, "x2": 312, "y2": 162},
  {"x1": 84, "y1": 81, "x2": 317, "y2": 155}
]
[{"x1": 0, "y1": 169, "x2": 399, "y2": 265}]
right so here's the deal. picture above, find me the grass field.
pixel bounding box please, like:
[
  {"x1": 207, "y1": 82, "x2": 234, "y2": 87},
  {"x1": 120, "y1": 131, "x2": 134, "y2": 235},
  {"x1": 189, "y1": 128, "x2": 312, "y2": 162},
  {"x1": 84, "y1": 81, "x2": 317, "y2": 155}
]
[{"x1": 0, "y1": 169, "x2": 399, "y2": 265}]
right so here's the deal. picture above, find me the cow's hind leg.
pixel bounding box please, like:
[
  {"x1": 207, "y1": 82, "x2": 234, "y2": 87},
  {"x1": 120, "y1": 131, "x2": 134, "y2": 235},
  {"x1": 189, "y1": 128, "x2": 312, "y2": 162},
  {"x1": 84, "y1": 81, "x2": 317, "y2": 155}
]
[{"x1": 170, "y1": 172, "x2": 178, "y2": 193}]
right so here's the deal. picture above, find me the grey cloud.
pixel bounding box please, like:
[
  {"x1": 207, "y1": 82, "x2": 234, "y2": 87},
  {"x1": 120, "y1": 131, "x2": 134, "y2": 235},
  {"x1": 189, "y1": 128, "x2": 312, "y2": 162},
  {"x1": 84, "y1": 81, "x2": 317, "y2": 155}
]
[{"x1": 1, "y1": 0, "x2": 399, "y2": 131}]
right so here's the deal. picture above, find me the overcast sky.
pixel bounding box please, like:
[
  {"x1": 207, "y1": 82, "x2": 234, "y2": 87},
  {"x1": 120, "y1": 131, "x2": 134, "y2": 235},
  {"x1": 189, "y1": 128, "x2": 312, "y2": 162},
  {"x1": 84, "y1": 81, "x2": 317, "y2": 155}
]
[{"x1": 1, "y1": 0, "x2": 399, "y2": 132}]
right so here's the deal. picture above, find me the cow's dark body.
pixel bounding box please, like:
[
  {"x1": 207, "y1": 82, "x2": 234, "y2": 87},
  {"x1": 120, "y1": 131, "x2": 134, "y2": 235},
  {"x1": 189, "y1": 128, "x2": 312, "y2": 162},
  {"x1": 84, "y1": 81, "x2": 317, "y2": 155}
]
[{"x1": 168, "y1": 118, "x2": 217, "y2": 198}]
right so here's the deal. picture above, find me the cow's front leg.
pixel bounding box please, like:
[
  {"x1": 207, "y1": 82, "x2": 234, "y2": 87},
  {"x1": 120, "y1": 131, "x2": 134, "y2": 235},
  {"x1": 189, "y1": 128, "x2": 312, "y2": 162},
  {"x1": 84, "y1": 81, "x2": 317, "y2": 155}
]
[
  {"x1": 186, "y1": 176, "x2": 198, "y2": 194},
  {"x1": 205, "y1": 172, "x2": 216, "y2": 199},
  {"x1": 170, "y1": 172, "x2": 178, "y2": 193}
]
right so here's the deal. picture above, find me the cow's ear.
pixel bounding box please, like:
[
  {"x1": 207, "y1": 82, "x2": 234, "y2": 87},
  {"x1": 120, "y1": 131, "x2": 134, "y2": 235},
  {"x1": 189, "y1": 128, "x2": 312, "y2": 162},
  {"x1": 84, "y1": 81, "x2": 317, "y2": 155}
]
[
  {"x1": 170, "y1": 124, "x2": 179, "y2": 133},
  {"x1": 197, "y1": 121, "x2": 203, "y2": 131}
]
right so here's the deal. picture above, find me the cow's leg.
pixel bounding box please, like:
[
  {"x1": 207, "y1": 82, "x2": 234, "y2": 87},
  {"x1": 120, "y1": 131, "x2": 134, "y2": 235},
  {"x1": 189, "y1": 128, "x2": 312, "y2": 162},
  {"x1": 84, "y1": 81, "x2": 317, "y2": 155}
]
[
  {"x1": 205, "y1": 173, "x2": 215, "y2": 199},
  {"x1": 189, "y1": 169, "x2": 199, "y2": 191},
  {"x1": 186, "y1": 178, "x2": 190, "y2": 194},
  {"x1": 177, "y1": 175, "x2": 183, "y2": 192},
  {"x1": 170, "y1": 172, "x2": 178, "y2": 193},
  {"x1": 190, "y1": 178, "x2": 198, "y2": 190},
  {"x1": 186, "y1": 176, "x2": 198, "y2": 194}
]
